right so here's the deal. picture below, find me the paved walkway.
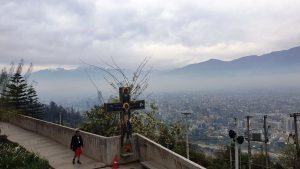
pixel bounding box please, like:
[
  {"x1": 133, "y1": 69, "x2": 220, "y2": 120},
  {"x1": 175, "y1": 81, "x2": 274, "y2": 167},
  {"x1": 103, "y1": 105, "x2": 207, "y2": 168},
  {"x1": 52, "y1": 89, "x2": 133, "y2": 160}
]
[{"x1": 0, "y1": 122, "x2": 142, "y2": 169}]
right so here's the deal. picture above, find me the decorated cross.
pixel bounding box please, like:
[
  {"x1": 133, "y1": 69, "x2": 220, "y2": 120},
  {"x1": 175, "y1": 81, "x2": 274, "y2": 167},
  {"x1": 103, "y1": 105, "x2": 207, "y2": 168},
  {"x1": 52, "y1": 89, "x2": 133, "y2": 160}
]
[{"x1": 104, "y1": 87, "x2": 145, "y2": 156}]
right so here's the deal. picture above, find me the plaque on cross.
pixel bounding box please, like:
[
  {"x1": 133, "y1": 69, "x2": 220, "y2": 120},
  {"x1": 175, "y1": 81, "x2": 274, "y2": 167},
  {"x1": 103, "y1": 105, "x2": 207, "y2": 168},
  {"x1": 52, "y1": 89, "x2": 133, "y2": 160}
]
[{"x1": 104, "y1": 87, "x2": 145, "y2": 157}]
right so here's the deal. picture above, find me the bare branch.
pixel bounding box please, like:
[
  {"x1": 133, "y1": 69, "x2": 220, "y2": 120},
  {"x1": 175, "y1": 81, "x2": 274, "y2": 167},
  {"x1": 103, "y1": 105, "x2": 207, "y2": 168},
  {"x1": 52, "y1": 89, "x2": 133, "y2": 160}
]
[
  {"x1": 80, "y1": 59, "x2": 121, "y2": 85},
  {"x1": 137, "y1": 68, "x2": 152, "y2": 86},
  {"x1": 84, "y1": 68, "x2": 105, "y2": 104},
  {"x1": 24, "y1": 62, "x2": 33, "y2": 81},
  {"x1": 8, "y1": 62, "x2": 15, "y2": 76},
  {"x1": 131, "y1": 57, "x2": 150, "y2": 91},
  {"x1": 110, "y1": 57, "x2": 130, "y2": 86},
  {"x1": 131, "y1": 67, "x2": 152, "y2": 98},
  {"x1": 104, "y1": 77, "x2": 118, "y2": 90},
  {"x1": 82, "y1": 56, "x2": 151, "y2": 98},
  {"x1": 16, "y1": 59, "x2": 24, "y2": 75},
  {"x1": 97, "y1": 90, "x2": 105, "y2": 105}
]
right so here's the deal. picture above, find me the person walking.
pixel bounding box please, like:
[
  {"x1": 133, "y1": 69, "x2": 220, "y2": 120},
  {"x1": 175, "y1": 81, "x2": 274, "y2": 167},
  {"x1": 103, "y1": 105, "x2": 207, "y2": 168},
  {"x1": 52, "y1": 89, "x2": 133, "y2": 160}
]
[{"x1": 70, "y1": 129, "x2": 84, "y2": 164}]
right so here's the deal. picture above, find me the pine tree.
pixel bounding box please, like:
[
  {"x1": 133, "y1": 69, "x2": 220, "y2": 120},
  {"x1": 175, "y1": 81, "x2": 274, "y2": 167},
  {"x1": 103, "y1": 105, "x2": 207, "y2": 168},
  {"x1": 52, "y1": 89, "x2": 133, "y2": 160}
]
[
  {"x1": 0, "y1": 68, "x2": 9, "y2": 99},
  {"x1": 5, "y1": 72, "x2": 28, "y2": 113},
  {"x1": 0, "y1": 69, "x2": 8, "y2": 117},
  {"x1": 26, "y1": 85, "x2": 44, "y2": 119},
  {"x1": 0, "y1": 69, "x2": 7, "y2": 94},
  {"x1": 1, "y1": 60, "x2": 44, "y2": 119}
]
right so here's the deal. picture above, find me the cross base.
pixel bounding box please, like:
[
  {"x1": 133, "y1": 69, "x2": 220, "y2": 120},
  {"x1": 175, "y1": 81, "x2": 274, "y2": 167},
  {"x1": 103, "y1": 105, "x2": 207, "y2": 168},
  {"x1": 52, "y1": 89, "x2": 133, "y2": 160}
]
[
  {"x1": 120, "y1": 139, "x2": 133, "y2": 158},
  {"x1": 120, "y1": 152, "x2": 134, "y2": 158}
]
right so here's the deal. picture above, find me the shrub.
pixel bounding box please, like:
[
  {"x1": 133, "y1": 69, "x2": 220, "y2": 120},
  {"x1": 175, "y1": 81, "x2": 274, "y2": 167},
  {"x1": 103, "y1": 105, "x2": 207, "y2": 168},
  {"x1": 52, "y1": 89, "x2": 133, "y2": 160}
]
[{"x1": 0, "y1": 140, "x2": 49, "y2": 169}]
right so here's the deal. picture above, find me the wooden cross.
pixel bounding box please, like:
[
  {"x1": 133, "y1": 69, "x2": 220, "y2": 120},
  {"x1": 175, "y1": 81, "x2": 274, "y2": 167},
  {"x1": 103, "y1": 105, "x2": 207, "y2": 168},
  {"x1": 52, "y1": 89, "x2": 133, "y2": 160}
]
[{"x1": 104, "y1": 87, "x2": 145, "y2": 156}]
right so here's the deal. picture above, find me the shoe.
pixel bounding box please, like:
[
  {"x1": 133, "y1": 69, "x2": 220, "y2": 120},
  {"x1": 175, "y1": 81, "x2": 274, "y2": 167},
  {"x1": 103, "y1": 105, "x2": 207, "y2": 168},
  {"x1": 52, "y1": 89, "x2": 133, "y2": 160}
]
[
  {"x1": 72, "y1": 159, "x2": 75, "y2": 164},
  {"x1": 77, "y1": 160, "x2": 82, "y2": 164}
]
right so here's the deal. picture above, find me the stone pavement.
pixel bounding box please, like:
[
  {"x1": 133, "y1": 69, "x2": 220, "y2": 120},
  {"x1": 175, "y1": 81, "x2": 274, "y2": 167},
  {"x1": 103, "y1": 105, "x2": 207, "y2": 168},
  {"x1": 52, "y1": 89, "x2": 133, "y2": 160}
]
[{"x1": 0, "y1": 122, "x2": 142, "y2": 169}]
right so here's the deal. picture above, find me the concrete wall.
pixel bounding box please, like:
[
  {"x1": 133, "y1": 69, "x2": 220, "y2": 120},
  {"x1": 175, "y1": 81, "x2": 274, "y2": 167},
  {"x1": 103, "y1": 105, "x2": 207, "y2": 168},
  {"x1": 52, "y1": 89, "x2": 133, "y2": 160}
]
[
  {"x1": 7, "y1": 114, "x2": 206, "y2": 169},
  {"x1": 137, "y1": 134, "x2": 206, "y2": 169},
  {"x1": 7, "y1": 114, "x2": 139, "y2": 165}
]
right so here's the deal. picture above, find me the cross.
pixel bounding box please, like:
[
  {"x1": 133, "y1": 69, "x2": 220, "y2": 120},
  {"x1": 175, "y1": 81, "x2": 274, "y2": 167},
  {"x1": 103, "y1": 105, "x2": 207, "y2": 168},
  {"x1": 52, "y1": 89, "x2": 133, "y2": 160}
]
[{"x1": 104, "y1": 87, "x2": 145, "y2": 156}]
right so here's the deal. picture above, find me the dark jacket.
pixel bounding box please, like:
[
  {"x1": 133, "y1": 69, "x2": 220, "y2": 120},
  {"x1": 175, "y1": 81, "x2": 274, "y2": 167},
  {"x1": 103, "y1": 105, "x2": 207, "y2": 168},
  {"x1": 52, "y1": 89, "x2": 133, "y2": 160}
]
[{"x1": 70, "y1": 135, "x2": 83, "y2": 151}]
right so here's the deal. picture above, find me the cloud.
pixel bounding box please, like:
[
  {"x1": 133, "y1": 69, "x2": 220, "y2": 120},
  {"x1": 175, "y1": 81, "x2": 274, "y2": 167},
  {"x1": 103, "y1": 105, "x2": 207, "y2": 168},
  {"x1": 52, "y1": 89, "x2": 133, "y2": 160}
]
[{"x1": 0, "y1": 0, "x2": 300, "y2": 70}]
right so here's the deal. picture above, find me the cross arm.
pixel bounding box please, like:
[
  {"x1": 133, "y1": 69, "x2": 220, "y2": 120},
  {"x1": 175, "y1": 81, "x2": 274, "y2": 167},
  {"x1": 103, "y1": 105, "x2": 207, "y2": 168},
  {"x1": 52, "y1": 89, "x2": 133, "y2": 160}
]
[
  {"x1": 104, "y1": 103, "x2": 123, "y2": 112},
  {"x1": 130, "y1": 100, "x2": 145, "y2": 110}
]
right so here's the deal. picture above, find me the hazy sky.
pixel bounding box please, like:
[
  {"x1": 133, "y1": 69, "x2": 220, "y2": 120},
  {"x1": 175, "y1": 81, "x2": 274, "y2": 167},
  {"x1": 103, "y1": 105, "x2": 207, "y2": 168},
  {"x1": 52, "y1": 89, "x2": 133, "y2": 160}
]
[{"x1": 1, "y1": 0, "x2": 300, "y2": 71}]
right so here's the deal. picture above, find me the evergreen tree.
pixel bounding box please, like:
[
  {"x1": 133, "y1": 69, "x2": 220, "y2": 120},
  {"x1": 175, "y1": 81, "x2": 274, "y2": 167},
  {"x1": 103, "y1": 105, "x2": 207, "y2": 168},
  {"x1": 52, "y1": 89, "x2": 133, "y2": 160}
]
[
  {"x1": 5, "y1": 72, "x2": 28, "y2": 113},
  {"x1": 0, "y1": 69, "x2": 8, "y2": 118},
  {"x1": 26, "y1": 85, "x2": 44, "y2": 119},
  {"x1": 2, "y1": 60, "x2": 43, "y2": 119},
  {"x1": 0, "y1": 68, "x2": 8, "y2": 96},
  {"x1": 44, "y1": 101, "x2": 59, "y2": 122}
]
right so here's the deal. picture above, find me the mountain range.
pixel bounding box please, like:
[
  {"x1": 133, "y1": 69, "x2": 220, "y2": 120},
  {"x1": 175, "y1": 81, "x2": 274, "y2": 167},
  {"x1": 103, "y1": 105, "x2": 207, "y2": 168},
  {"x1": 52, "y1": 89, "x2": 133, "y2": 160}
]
[
  {"x1": 30, "y1": 46, "x2": 300, "y2": 106},
  {"x1": 169, "y1": 46, "x2": 300, "y2": 76}
]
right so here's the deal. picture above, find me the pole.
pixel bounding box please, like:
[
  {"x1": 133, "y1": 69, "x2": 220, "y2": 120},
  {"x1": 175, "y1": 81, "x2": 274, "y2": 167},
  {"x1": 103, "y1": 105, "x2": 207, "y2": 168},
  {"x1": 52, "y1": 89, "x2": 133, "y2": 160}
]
[
  {"x1": 230, "y1": 143, "x2": 233, "y2": 169},
  {"x1": 235, "y1": 118, "x2": 239, "y2": 169},
  {"x1": 264, "y1": 115, "x2": 268, "y2": 169},
  {"x1": 291, "y1": 113, "x2": 300, "y2": 168},
  {"x1": 293, "y1": 114, "x2": 300, "y2": 157},
  {"x1": 186, "y1": 115, "x2": 189, "y2": 159},
  {"x1": 59, "y1": 112, "x2": 62, "y2": 125},
  {"x1": 235, "y1": 140, "x2": 239, "y2": 169},
  {"x1": 239, "y1": 145, "x2": 241, "y2": 169},
  {"x1": 182, "y1": 112, "x2": 191, "y2": 159},
  {"x1": 246, "y1": 116, "x2": 252, "y2": 169}
]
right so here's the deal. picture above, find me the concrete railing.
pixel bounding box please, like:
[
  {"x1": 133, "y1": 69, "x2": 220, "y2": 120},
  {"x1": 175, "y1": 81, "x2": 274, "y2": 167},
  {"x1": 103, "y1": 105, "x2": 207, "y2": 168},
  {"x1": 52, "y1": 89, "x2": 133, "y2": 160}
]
[
  {"x1": 6, "y1": 114, "x2": 206, "y2": 169},
  {"x1": 7, "y1": 114, "x2": 139, "y2": 165},
  {"x1": 136, "y1": 134, "x2": 206, "y2": 169}
]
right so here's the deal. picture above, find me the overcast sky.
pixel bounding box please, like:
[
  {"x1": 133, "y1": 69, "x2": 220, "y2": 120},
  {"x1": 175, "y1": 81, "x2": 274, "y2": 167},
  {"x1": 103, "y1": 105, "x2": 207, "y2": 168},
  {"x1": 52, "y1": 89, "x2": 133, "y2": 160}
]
[{"x1": 1, "y1": 0, "x2": 300, "y2": 71}]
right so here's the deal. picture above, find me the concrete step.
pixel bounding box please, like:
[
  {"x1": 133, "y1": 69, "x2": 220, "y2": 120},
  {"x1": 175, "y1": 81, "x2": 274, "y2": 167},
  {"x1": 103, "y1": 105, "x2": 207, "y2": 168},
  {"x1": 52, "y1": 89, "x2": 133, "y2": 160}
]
[{"x1": 141, "y1": 161, "x2": 168, "y2": 169}]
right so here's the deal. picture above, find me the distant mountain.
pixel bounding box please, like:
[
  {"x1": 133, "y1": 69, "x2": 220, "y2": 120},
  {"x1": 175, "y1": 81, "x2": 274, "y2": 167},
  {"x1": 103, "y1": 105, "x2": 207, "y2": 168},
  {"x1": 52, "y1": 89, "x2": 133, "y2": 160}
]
[
  {"x1": 30, "y1": 46, "x2": 300, "y2": 107},
  {"x1": 170, "y1": 46, "x2": 300, "y2": 76},
  {"x1": 29, "y1": 66, "x2": 133, "y2": 106}
]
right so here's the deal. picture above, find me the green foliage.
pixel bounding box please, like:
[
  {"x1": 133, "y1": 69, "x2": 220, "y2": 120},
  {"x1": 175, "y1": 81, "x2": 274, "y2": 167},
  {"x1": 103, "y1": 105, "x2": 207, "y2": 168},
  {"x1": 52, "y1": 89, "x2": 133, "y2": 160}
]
[
  {"x1": 173, "y1": 142, "x2": 228, "y2": 168},
  {"x1": 250, "y1": 153, "x2": 283, "y2": 169},
  {"x1": 25, "y1": 85, "x2": 44, "y2": 118},
  {"x1": 132, "y1": 103, "x2": 184, "y2": 149},
  {"x1": 279, "y1": 144, "x2": 296, "y2": 169},
  {"x1": 158, "y1": 123, "x2": 176, "y2": 149},
  {"x1": 131, "y1": 103, "x2": 161, "y2": 140},
  {"x1": 82, "y1": 105, "x2": 119, "y2": 137},
  {"x1": 0, "y1": 140, "x2": 49, "y2": 169}
]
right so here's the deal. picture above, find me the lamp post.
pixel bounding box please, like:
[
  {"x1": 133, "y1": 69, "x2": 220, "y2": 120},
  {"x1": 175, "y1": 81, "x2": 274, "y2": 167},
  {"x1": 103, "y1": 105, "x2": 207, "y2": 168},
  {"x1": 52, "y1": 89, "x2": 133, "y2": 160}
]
[
  {"x1": 263, "y1": 115, "x2": 269, "y2": 169},
  {"x1": 246, "y1": 115, "x2": 252, "y2": 169},
  {"x1": 290, "y1": 113, "x2": 300, "y2": 168},
  {"x1": 59, "y1": 112, "x2": 62, "y2": 125},
  {"x1": 182, "y1": 112, "x2": 191, "y2": 159}
]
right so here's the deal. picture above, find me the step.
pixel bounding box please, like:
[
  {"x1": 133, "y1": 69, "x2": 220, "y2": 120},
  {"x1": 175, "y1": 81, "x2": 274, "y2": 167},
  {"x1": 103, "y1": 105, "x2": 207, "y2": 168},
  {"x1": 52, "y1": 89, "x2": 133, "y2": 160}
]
[{"x1": 141, "y1": 161, "x2": 168, "y2": 169}]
